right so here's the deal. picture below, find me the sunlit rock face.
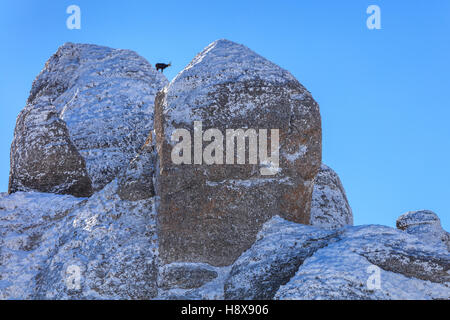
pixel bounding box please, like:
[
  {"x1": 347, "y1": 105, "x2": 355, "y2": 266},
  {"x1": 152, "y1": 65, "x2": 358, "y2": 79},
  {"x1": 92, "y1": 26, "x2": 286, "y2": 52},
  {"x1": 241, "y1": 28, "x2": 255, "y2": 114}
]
[
  {"x1": 222, "y1": 216, "x2": 449, "y2": 300},
  {"x1": 9, "y1": 43, "x2": 168, "y2": 196},
  {"x1": 154, "y1": 39, "x2": 322, "y2": 266},
  {"x1": 1, "y1": 175, "x2": 158, "y2": 299},
  {"x1": 4, "y1": 40, "x2": 447, "y2": 301}
]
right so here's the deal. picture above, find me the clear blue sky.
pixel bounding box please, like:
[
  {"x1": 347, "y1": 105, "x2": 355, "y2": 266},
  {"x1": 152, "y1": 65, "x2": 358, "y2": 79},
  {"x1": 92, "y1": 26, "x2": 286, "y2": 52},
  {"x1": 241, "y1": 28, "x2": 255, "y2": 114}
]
[{"x1": 1, "y1": 1, "x2": 449, "y2": 229}]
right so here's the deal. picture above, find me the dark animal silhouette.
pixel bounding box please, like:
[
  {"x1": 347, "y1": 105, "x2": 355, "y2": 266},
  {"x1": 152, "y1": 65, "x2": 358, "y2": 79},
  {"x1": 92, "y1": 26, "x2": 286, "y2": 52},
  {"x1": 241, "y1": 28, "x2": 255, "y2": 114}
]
[{"x1": 155, "y1": 62, "x2": 171, "y2": 73}]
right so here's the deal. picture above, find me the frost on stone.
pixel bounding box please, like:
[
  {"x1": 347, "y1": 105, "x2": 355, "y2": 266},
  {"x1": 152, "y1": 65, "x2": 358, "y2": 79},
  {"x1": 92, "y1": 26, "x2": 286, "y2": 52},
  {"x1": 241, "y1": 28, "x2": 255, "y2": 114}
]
[
  {"x1": 9, "y1": 43, "x2": 168, "y2": 195},
  {"x1": 2, "y1": 40, "x2": 449, "y2": 300},
  {"x1": 157, "y1": 263, "x2": 231, "y2": 300},
  {"x1": 397, "y1": 210, "x2": 450, "y2": 251},
  {"x1": 158, "y1": 262, "x2": 219, "y2": 290},
  {"x1": 155, "y1": 39, "x2": 322, "y2": 266},
  {"x1": 0, "y1": 192, "x2": 85, "y2": 299},
  {"x1": 224, "y1": 216, "x2": 341, "y2": 300},
  {"x1": 0, "y1": 179, "x2": 158, "y2": 299},
  {"x1": 275, "y1": 224, "x2": 450, "y2": 300},
  {"x1": 116, "y1": 142, "x2": 156, "y2": 201},
  {"x1": 310, "y1": 164, "x2": 353, "y2": 229},
  {"x1": 9, "y1": 101, "x2": 93, "y2": 197}
]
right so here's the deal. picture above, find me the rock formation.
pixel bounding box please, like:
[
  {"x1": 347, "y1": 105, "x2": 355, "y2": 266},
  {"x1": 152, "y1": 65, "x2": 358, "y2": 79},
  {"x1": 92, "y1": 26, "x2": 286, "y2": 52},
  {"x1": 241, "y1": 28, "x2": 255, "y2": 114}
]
[
  {"x1": 1, "y1": 161, "x2": 158, "y2": 299},
  {"x1": 9, "y1": 43, "x2": 168, "y2": 196},
  {"x1": 224, "y1": 216, "x2": 341, "y2": 299},
  {"x1": 1, "y1": 40, "x2": 448, "y2": 300},
  {"x1": 310, "y1": 164, "x2": 353, "y2": 229},
  {"x1": 154, "y1": 39, "x2": 321, "y2": 266},
  {"x1": 8, "y1": 101, "x2": 92, "y2": 197},
  {"x1": 274, "y1": 221, "x2": 450, "y2": 300},
  {"x1": 397, "y1": 210, "x2": 450, "y2": 251}
]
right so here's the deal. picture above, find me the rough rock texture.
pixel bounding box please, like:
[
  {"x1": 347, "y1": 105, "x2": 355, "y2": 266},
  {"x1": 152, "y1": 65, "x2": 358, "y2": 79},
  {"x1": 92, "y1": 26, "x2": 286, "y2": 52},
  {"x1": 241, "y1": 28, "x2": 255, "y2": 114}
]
[
  {"x1": 8, "y1": 101, "x2": 92, "y2": 197},
  {"x1": 161, "y1": 216, "x2": 450, "y2": 301},
  {"x1": 3, "y1": 40, "x2": 449, "y2": 300},
  {"x1": 0, "y1": 192, "x2": 83, "y2": 299},
  {"x1": 158, "y1": 263, "x2": 218, "y2": 290},
  {"x1": 155, "y1": 39, "x2": 322, "y2": 266},
  {"x1": 9, "y1": 43, "x2": 168, "y2": 196},
  {"x1": 117, "y1": 141, "x2": 156, "y2": 201},
  {"x1": 224, "y1": 216, "x2": 341, "y2": 299},
  {"x1": 274, "y1": 223, "x2": 450, "y2": 300},
  {"x1": 34, "y1": 181, "x2": 158, "y2": 299},
  {"x1": 310, "y1": 164, "x2": 353, "y2": 229},
  {"x1": 397, "y1": 210, "x2": 450, "y2": 251},
  {"x1": 157, "y1": 265, "x2": 231, "y2": 300},
  {"x1": 0, "y1": 172, "x2": 158, "y2": 299}
]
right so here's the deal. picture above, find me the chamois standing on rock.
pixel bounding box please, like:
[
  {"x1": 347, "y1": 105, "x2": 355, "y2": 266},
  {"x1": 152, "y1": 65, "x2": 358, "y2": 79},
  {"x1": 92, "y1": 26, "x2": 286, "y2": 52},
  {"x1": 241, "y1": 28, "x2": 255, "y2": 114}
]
[{"x1": 155, "y1": 62, "x2": 171, "y2": 73}]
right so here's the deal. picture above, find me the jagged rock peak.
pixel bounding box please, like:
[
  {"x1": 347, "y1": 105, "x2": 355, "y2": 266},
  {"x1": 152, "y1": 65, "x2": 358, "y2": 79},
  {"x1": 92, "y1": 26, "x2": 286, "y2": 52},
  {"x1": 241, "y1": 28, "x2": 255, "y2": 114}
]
[{"x1": 171, "y1": 39, "x2": 297, "y2": 86}]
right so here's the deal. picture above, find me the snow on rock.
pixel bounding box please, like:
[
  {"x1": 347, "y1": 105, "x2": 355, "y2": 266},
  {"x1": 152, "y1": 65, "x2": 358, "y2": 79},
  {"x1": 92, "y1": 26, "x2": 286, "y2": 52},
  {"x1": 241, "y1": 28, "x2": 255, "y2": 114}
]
[
  {"x1": 310, "y1": 164, "x2": 353, "y2": 229},
  {"x1": 397, "y1": 210, "x2": 450, "y2": 251},
  {"x1": 154, "y1": 39, "x2": 322, "y2": 266},
  {"x1": 0, "y1": 192, "x2": 85, "y2": 299},
  {"x1": 275, "y1": 224, "x2": 450, "y2": 300},
  {"x1": 116, "y1": 141, "x2": 156, "y2": 201},
  {"x1": 0, "y1": 177, "x2": 158, "y2": 299},
  {"x1": 34, "y1": 181, "x2": 158, "y2": 299},
  {"x1": 224, "y1": 216, "x2": 341, "y2": 300},
  {"x1": 9, "y1": 43, "x2": 168, "y2": 196}
]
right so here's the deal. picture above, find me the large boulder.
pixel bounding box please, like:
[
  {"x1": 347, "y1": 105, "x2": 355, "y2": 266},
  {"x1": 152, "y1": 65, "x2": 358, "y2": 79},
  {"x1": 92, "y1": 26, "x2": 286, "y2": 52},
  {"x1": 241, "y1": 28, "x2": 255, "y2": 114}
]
[
  {"x1": 8, "y1": 101, "x2": 92, "y2": 197},
  {"x1": 9, "y1": 43, "x2": 168, "y2": 196},
  {"x1": 397, "y1": 210, "x2": 449, "y2": 251},
  {"x1": 154, "y1": 39, "x2": 322, "y2": 266},
  {"x1": 222, "y1": 216, "x2": 449, "y2": 301},
  {"x1": 310, "y1": 164, "x2": 353, "y2": 229},
  {"x1": 224, "y1": 216, "x2": 341, "y2": 300},
  {"x1": 275, "y1": 224, "x2": 450, "y2": 300}
]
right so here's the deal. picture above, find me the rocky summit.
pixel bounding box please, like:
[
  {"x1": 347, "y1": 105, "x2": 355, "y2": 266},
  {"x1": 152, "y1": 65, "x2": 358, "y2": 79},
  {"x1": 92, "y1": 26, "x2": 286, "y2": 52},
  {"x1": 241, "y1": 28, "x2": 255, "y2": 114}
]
[
  {"x1": 1, "y1": 40, "x2": 448, "y2": 300},
  {"x1": 155, "y1": 39, "x2": 321, "y2": 266}
]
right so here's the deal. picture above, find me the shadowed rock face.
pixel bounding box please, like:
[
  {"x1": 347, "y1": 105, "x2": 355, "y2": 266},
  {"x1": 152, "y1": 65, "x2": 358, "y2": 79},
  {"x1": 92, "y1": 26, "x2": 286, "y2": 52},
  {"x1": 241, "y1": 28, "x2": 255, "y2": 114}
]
[
  {"x1": 155, "y1": 39, "x2": 322, "y2": 266},
  {"x1": 9, "y1": 43, "x2": 168, "y2": 196},
  {"x1": 310, "y1": 164, "x2": 353, "y2": 229}
]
